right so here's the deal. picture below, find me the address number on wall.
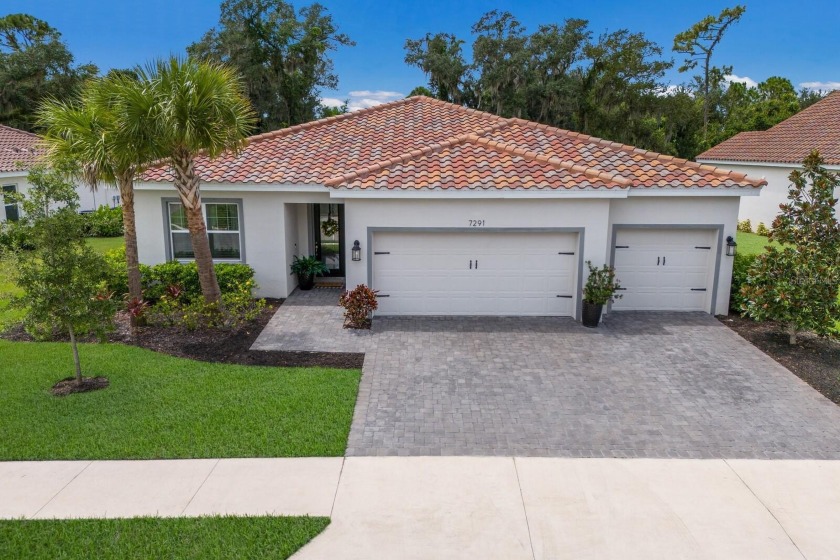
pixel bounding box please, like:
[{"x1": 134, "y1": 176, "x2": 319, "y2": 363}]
[{"x1": 468, "y1": 219, "x2": 486, "y2": 227}]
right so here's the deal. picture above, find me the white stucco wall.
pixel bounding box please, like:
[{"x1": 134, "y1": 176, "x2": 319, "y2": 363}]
[
  {"x1": 134, "y1": 186, "x2": 331, "y2": 298},
  {"x1": 608, "y1": 196, "x2": 740, "y2": 315},
  {"x1": 696, "y1": 160, "x2": 840, "y2": 228}
]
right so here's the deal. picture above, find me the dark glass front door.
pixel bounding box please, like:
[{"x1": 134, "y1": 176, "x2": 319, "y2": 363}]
[{"x1": 313, "y1": 203, "x2": 344, "y2": 277}]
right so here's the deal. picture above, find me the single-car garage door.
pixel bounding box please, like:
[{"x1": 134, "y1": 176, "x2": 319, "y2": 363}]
[
  {"x1": 611, "y1": 228, "x2": 719, "y2": 312},
  {"x1": 372, "y1": 230, "x2": 579, "y2": 316}
]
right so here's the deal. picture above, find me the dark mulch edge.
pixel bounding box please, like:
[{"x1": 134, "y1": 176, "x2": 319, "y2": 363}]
[
  {"x1": 719, "y1": 314, "x2": 840, "y2": 405},
  {"x1": 1, "y1": 298, "x2": 364, "y2": 370},
  {"x1": 52, "y1": 376, "x2": 110, "y2": 396}
]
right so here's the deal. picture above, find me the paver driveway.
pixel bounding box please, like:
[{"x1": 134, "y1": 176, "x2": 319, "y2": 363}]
[{"x1": 253, "y1": 289, "x2": 840, "y2": 459}]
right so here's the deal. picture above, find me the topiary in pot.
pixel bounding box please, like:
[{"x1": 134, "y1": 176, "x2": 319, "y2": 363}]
[
  {"x1": 582, "y1": 261, "x2": 622, "y2": 328},
  {"x1": 290, "y1": 255, "x2": 329, "y2": 290}
]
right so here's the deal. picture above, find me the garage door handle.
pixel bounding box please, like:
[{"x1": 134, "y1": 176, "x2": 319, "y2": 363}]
[
  {"x1": 475, "y1": 260, "x2": 478, "y2": 269},
  {"x1": 657, "y1": 256, "x2": 660, "y2": 266},
  {"x1": 469, "y1": 260, "x2": 472, "y2": 269},
  {"x1": 663, "y1": 256, "x2": 666, "y2": 266}
]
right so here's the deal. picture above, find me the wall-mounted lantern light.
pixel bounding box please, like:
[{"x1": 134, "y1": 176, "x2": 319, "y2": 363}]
[
  {"x1": 352, "y1": 240, "x2": 362, "y2": 261},
  {"x1": 725, "y1": 235, "x2": 737, "y2": 257}
]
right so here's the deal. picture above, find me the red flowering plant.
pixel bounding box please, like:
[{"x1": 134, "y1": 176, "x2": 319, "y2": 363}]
[{"x1": 338, "y1": 284, "x2": 379, "y2": 329}]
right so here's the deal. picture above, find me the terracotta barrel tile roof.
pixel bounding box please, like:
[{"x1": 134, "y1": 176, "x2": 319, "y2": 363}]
[
  {"x1": 697, "y1": 90, "x2": 840, "y2": 165},
  {"x1": 143, "y1": 96, "x2": 765, "y2": 190},
  {"x1": 0, "y1": 124, "x2": 44, "y2": 173}
]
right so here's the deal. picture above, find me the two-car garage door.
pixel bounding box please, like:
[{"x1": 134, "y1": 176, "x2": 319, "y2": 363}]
[{"x1": 372, "y1": 231, "x2": 578, "y2": 316}]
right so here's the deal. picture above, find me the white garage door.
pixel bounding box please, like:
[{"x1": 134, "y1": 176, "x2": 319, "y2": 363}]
[
  {"x1": 372, "y1": 231, "x2": 578, "y2": 316},
  {"x1": 611, "y1": 228, "x2": 718, "y2": 312}
]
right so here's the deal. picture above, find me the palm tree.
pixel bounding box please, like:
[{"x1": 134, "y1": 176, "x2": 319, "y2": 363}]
[
  {"x1": 37, "y1": 75, "x2": 154, "y2": 315},
  {"x1": 128, "y1": 57, "x2": 256, "y2": 304}
]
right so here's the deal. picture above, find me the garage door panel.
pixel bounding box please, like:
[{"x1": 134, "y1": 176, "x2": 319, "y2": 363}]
[
  {"x1": 372, "y1": 231, "x2": 578, "y2": 316},
  {"x1": 612, "y1": 228, "x2": 718, "y2": 312}
]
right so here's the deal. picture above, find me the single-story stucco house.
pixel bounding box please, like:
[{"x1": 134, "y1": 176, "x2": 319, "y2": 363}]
[
  {"x1": 697, "y1": 90, "x2": 840, "y2": 228},
  {"x1": 137, "y1": 96, "x2": 765, "y2": 320},
  {"x1": 0, "y1": 124, "x2": 119, "y2": 222}
]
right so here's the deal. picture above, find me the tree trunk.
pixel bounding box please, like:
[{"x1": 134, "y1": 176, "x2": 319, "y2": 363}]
[
  {"x1": 117, "y1": 175, "x2": 142, "y2": 326},
  {"x1": 68, "y1": 325, "x2": 82, "y2": 385},
  {"x1": 170, "y1": 150, "x2": 222, "y2": 305},
  {"x1": 787, "y1": 324, "x2": 798, "y2": 345},
  {"x1": 702, "y1": 54, "x2": 710, "y2": 143}
]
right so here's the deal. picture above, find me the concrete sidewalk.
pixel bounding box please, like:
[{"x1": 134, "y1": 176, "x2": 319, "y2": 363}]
[{"x1": 2, "y1": 458, "x2": 838, "y2": 559}]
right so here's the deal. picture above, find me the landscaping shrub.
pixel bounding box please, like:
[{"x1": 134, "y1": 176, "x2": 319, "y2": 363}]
[
  {"x1": 144, "y1": 285, "x2": 265, "y2": 330},
  {"x1": 0, "y1": 220, "x2": 34, "y2": 252},
  {"x1": 103, "y1": 249, "x2": 256, "y2": 304},
  {"x1": 729, "y1": 252, "x2": 759, "y2": 312},
  {"x1": 339, "y1": 284, "x2": 378, "y2": 329},
  {"x1": 82, "y1": 205, "x2": 123, "y2": 237},
  {"x1": 737, "y1": 219, "x2": 752, "y2": 233},
  {"x1": 755, "y1": 222, "x2": 770, "y2": 236}
]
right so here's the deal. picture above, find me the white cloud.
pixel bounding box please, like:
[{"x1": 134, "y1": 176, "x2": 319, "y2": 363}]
[
  {"x1": 725, "y1": 74, "x2": 758, "y2": 89},
  {"x1": 799, "y1": 81, "x2": 840, "y2": 91},
  {"x1": 345, "y1": 90, "x2": 405, "y2": 111},
  {"x1": 320, "y1": 97, "x2": 345, "y2": 108}
]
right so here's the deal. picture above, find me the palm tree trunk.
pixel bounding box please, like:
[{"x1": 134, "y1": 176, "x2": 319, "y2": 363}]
[
  {"x1": 117, "y1": 175, "x2": 142, "y2": 324},
  {"x1": 171, "y1": 151, "x2": 222, "y2": 305},
  {"x1": 68, "y1": 325, "x2": 82, "y2": 385}
]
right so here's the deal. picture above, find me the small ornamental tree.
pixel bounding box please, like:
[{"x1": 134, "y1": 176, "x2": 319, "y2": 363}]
[
  {"x1": 740, "y1": 151, "x2": 840, "y2": 344},
  {"x1": 12, "y1": 167, "x2": 115, "y2": 385}
]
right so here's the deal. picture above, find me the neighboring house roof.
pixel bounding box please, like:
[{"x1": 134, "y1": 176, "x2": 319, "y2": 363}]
[
  {"x1": 0, "y1": 124, "x2": 43, "y2": 173},
  {"x1": 143, "y1": 96, "x2": 765, "y2": 190},
  {"x1": 697, "y1": 90, "x2": 840, "y2": 165}
]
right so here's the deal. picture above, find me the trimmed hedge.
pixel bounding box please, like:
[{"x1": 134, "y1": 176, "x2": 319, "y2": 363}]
[
  {"x1": 82, "y1": 206, "x2": 123, "y2": 237},
  {"x1": 104, "y1": 247, "x2": 256, "y2": 302}
]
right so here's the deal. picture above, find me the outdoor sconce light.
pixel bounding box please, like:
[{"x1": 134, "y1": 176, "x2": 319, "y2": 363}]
[
  {"x1": 725, "y1": 235, "x2": 737, "y2": 257},
  {"x1": 352, "y1": 240, "x2": 362, "y2": 261}
]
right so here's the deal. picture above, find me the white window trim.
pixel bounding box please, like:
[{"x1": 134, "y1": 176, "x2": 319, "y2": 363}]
[{"x1": 163, "y1": 198, "x2": 246, "y2": 263}]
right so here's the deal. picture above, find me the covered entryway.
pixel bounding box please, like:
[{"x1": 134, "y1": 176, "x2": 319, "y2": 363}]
[
  {"x1": 611, "y1": 227, "x2": 720, "y2": 312},
  {"x1": 371, "y1": 230, "x2": 580, "y2": 316}
]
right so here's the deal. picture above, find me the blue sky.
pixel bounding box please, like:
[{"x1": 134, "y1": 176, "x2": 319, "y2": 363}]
[{"x1": 7, "y1": 0, "x2": 840, "y2": 110}]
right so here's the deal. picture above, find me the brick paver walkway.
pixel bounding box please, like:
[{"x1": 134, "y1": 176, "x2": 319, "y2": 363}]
[{"x1": 254, "y1": 289, "x2": 840, "y2": 459}]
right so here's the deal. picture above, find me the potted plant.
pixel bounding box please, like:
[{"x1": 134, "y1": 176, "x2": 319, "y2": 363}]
[
  {"x1": 290, "y1": 255, "x2": 329, "y2": 291},
  {"x1": 581, "y1": 261, "x2": 622, "y2": 328}
]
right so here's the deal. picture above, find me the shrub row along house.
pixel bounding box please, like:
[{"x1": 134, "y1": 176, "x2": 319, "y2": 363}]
[
  {"x1": 0, "y1": 124, "x2": 118, "y2": 221},
  {"x1": 698, "y1": 90, "x2": 840, "y2": 227},
  {"x1": 136, "y1": 96, "x2": 765, "y2": 320}
]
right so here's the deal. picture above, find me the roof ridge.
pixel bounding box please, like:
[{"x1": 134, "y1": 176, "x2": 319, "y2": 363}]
[
  {"x1": 467, "y1": 134, "x2": 632, "y2": 187},
  {"x1": 508, "y1": 118, "x2": 765, "y2": 188},
  {"x1": 325, "y1": 121, "x2": 632, "y2": 188},
  {"x1": 323, "y1": 121, "x2": 510, "y2": 187},
  {"x1": 245, "y1": 96, "x2": 421, "y2": 145}
]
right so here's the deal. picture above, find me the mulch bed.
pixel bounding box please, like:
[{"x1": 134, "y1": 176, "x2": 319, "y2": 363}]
[
  {"x1": 720, "y1": 314, "x2": 840, "y2": 405},
  {"x1": 2, "y1": 299, "x2": 364, "y2": 370},
  {"x1": 51, "y1": 376, "x2": 110, "y2": 396},
  {"x1": 119, "y1": 299, "x2": 364, "y2": 369}
]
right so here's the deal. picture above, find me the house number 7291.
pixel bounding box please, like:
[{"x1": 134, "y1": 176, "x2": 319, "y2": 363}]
[{"x1": 468, "y1": 219, "x2": 485, "y2": 227}]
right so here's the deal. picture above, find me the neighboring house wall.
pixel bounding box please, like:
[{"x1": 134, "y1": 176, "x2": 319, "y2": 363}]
[
  {"x1": 0, "y1": 171, "x2": 119, "y2": 223},
  {"x1": 696, "y1": 161, "x2": 840, "y2": 228}
]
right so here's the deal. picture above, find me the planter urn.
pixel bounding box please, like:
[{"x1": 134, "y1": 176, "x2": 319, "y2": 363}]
[
  {"x1": 581, "y1": 301, "x2": 603, "y2": 328},
  {"x1": 298, "y1": 273, "x2": 315, "y2": 291}
]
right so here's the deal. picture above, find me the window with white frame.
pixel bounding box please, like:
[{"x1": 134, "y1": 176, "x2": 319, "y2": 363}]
[
  {"x1": 167, "y1": 201, "x2": 242, "y2": 261},
  {"x1": 2, "y1": 184, "x2": 19, "y2": 222}
]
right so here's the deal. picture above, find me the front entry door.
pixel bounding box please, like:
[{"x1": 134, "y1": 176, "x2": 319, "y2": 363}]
[{"x1": 313, "y1": 204, "x2": 344, "y2": 277}]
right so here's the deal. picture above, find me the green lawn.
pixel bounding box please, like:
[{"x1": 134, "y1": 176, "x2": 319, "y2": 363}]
[
  {"x1": 735, "y1": 231, "x2": 781, "y2": 256},
  {"x1": 0, "y1": 340, "x2": 360, "y2": 460},
  {"x1": 0, "y1": 516, "x2": 328, "y2": 560},
  {"x1": 86, "y1": 236, "x2": 125, "y2": 254},
  {"x1": 0, "y1": 237, "x2": 124, "y2": 328}
]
